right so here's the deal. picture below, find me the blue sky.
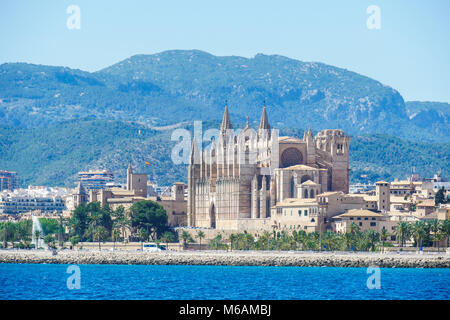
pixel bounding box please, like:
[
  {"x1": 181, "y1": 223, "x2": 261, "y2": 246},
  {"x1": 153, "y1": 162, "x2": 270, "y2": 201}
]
[{"x1": 1, "y1": 0, "x2": 449, "y2": 103}]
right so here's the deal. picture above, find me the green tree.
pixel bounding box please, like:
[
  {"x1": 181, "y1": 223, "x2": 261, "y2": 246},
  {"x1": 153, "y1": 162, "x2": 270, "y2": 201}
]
[
  {"x1": 180, "y1": 231, "x2": 194, "y2": 250},
  {"x1": 428, "y1": 219, "x2": 440, "y2": 249},
  {"x1": 380, "y1": 226, "x2": 389, "y2": 253},
  {"x1": 441, "y1": 219, "x2": 450, "y2": 247},
  {"x1": 58, "y1": 215, "x2": 66, "y2": 247},
  {"x1": 411, "y1": 221, "x2": 427, "y2": 250},
  {"x1": 112, "y1": 205, "x2": 130, "y2": 242},
  {"x1": 93, "y1": 226, "x2": 108, "y2": 250},
  {"x1": 0, "y1": 222, "x2": 18, "y2": 248},
  {"x1": 43, "y1": 235, "x2": 56, "y2": 249},
  {"x1": 69, "y1": 235, "x2": 80, "y2": 249},
  {"x1": 130, "y1": 201, "x2": 168, "y2": 240},
  {"x1": 39, "y1": 218, "x2": 59, "y2": 236},
  {"x1": 69, "y1": 204, "x2": 89, "y2": 241},
  {"x1": 435, "y1": 187, "x2": 447, "y2": 206},
  {"x1": 111, "y1": 229, "x2": 121, "y2": 250},
  {"x1": 366, "y1": 230, "x2": 380, "y2": 252},
  {"x1": 137, "y1": 228, "x2": 149, "y2": 251},
  {"x1": 209, "y1": 234, "x2": 227, "y2": 250},
  {"x1": 229, "y1": 233, "x2": 237, "y2": 251},
  {"x1": 196, "y1": 230, "x2": 205, "y2": 250},
  {"x1": 34, "y1": 230, "x2": 42, "y2": 249},
  {"x1": 258, "y1": 231, "x2": 272, "y2": 251},
  {"x1": 161, "y1": 231, "x2": 175, "y2": 250},
  {"x1": 394, "y1": 222, "x2": 410, "y2": 247}
]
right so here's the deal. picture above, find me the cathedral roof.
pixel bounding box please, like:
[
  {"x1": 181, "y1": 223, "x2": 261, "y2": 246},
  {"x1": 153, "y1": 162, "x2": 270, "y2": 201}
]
[{"x1": 278, "y1": 136, "x2": 303, "y2": 143}]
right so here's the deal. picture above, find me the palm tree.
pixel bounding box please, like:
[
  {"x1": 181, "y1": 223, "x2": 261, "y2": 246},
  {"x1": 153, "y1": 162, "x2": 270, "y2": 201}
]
[
  {"x1": 229, "y1": 233, "x2": 237, "y2": 251},
  {"x1": 69, "y1": 235, "x2": 80, "y2": 250},
  {"x1": 260, "y1": 231, "x2": 272, "y2": 251},
  {"x1": 411, "y1": 221, "x2": 427, "y2": 251},
  {"x1": 34, "y1": 230, "x2": 42, "y2": 249},
  {"x1": 428, "y1": 219, "x2": 440, "y2": 249},
  {"x1": 394, "y1": 222, "x2": 410, "y2": 247},
  {"x1": 435, "y1": 229, "x2": 444, "y2": 253},
  {"x1": 93, "y1": 226, "x2": 108, "y2": 250},
  {"x1": 349, "y1": 222, "x2": 360, "y2": 235},
  {"x1": 111, "y1": 229, "x2": 121, "y2": 250},
  {"x1": 380, "y1": 226, "x2": 389, "y2": 253},
  {"x1": 344, "y1": 232, "x2": 353, "y2": 251},
  {"x1": 195, "y1": 230, "x2": 205, "y2": 250},
  {"x1": 441, "y1": 219, "x2": 450, "y2": 248},
  {"x1": 43, "y1": 235, "x2": 56, "y2": 249},
  {"x1": 366, "y1": 230, "x2": 380, "y2": 252},
  {"x1": 244, "y1": 232, "x2": 254, "y2": 250},
  {"x1": 347, "y1": 222, "x2": 360, "y2": 251},
  {"x1": 112, "y1": 206, "x2": 130, "y2": 243},
  {"x1": 138, "y1": 228, "x2": 149, "y2": 251},
  {"x1": 180, "y1": 231, "x2": 194, "y2": 250},
  {"x1": 161, "y1": 231, "x2": 175, "y2": 250},
  {"x1": 58, "y1": 214, "x2": 66, "y2": 248}
]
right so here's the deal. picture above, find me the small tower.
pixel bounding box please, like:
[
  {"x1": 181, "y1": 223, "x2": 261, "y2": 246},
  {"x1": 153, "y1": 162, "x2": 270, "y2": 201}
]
[
  {"x1": 126, "y1": 164, "x2": 133, "y2": 191},
  {"x1": 376, "y1": 181, "x2": 390, "y2": 212},
  {"x1": 187, "y1": 136, "x2": 200, "y2": 226},
  {"x1": 73, "y1": 182, "x2": 88, "y2": 208},
  {"x1": 315, "y1": 129, "x2": 351, "y2": 193},
  {"x1": 305, "y1": 128, "x2": 316, "y2": 165}
]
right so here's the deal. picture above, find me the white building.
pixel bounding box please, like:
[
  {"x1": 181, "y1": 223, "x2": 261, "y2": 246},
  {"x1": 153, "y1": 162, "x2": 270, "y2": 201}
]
[{"x1": 0, "y1": 186, "x2": 68, "y2": 215}]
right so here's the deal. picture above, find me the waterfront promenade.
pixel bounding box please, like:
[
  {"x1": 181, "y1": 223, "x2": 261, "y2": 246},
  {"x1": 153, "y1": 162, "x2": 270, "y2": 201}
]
[{"x1": 1, "y1": 250, "x2": 449, "y2": 268}]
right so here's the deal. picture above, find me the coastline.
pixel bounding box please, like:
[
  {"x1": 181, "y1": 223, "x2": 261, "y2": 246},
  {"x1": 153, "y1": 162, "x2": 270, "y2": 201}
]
[{"x1": 1, "y1": 250, "x2": 449, "y2": 268}]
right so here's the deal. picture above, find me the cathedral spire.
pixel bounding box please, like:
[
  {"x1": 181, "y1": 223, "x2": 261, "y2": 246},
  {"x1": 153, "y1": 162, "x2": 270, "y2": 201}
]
[
  {"x1": 76, "y1": 181, "x2": 86, "y2": 195},
  {"x1": 220, "y1": 104, "x2": 232, "y2": 132},
  {"x1": 244, "y1": 116, "x2": 250, "y2": 130},
  {"x1": 258, "y1": 105, "x2": 270, "y2": 130},
  {"x1": 190, "y1": 135, "x2": 199, "y2": 164}
]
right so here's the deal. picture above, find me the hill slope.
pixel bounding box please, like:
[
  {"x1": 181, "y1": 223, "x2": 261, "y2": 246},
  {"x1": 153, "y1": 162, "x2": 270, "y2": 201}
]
[
  {"x1": 0, "y1": 50, "x2": 448, "y2": 142},
  {"x1": 0, "y1": 120, "x2": 448, "y2": 187}
]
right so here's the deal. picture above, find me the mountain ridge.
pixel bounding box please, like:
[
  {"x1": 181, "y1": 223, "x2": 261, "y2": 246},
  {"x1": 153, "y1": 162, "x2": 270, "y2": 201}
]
[{"x1": 1, "y1": 49, "x2": 447, "y2": 142}]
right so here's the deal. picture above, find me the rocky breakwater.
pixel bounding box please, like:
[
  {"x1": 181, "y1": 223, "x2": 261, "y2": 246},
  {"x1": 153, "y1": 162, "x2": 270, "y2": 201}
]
[{"x1": 0, "y1": 250, "x2": 449, "y2": 268}]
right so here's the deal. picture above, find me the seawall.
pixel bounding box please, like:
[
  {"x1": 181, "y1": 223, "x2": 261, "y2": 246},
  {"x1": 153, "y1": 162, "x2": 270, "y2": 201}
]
[{"x1": 1, "y1": 250, "x2": 449, "y2": 268}]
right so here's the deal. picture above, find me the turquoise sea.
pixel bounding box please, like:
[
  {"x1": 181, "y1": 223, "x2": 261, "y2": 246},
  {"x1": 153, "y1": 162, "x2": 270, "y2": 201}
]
[{"x1": 0, "y1": 264, "x2": 449, "y2": 300}]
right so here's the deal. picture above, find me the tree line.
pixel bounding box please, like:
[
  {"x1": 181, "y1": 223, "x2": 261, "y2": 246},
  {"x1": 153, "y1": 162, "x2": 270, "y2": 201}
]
[
  {"x1": 180, "y1": 219, "x2": 450, "y2": 252},
  {"x1": 0, "y1": 200, "x2": 177, "y2": 250},
  {"x1": 2, "y1": 201, "x2": 450, "y2": 252}
]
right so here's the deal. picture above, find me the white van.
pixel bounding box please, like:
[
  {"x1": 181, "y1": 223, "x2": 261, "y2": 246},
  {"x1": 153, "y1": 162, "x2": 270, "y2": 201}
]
[{"x1": 143, "y1": 243, "x2": 166, "y2": 252}]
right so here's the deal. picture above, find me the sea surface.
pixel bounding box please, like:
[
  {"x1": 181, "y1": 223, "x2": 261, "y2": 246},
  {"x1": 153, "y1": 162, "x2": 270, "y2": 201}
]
[{"x1": 0, "y1": 264, "x2": 449, "y2": 300}]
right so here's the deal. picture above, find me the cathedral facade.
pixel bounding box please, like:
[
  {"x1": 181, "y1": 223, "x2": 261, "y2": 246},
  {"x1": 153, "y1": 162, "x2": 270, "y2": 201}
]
[{"x1": 187, "y1": 106, "x2": 350, "y2": 230}]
